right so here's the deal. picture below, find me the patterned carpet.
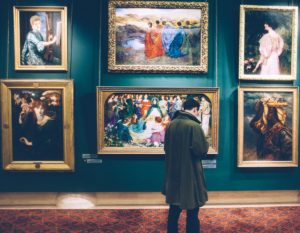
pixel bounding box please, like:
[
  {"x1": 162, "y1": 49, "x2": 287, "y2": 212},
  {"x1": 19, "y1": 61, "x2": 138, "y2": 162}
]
[{"x1": 0, "y1": 206, "x2": 299, "y2": 233}]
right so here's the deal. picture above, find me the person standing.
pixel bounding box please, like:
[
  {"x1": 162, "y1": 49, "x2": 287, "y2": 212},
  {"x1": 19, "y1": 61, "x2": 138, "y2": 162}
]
[
  {"x1": 199, "y1": 97, "x2": 211, "y2": 137},
  {"x1": 163, "y1": 98, "x2": 209, "y2": 233}
]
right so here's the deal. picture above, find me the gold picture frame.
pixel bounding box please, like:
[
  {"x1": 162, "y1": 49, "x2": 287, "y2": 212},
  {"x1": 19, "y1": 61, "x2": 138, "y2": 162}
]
[
  {"x1": 1, "y1": 79, "x2": 74, "y2": 171},
  {"x1": 108, "y1": 1, "x2": 208, "y2": 73},
  {"x1": 13, "y1": 6, "x2": 68, "y2": 71},
  {"x1": 97, "y1": 86, "x2": 219, "y2": 154},
  {"x1": 238, "y1": 86, "x2": 298, "y2": 167},
  {"x1": 239, "y1": 5, "x2": 298, "y2": 80}
]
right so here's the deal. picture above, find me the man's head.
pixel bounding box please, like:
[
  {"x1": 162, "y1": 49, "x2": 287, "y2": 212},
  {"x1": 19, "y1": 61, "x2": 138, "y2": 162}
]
[
  {"x1": 30, "y1": 15, "x2": 41, "y2": 31},
  {"x1": 183, "y1": 98, "x2": 200, "y2": 117}
]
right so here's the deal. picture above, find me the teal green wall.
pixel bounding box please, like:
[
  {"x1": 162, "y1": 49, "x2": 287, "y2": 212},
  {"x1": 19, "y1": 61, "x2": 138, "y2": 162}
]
[{"x1": 0, "y1": 0, "x2": 299, "y2": 192}]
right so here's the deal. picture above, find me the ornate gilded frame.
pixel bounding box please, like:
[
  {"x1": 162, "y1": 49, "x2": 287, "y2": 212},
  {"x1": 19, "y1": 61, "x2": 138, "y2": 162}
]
[
  {"x1": 13, "y1": 6, "x2": 68, "y2": 71},
  {"x1": 108, "y1": 1, "x2": 208, "y2": 73},
  {"x1": 239, "y1": 5, "x2": 298, "y2": 80},
  {"x1": 97, "y1": 86, "x2": 219, "y2": 154},
  {"x1": 1, "y1": 80, "x2": 74, "y2": 171},
  {"x1": 237, "y1": 86, "x2": 298, "y2": 167}
]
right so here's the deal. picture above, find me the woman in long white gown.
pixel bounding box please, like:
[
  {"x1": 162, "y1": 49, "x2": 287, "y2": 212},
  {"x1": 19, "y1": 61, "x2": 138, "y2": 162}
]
[{"x1": 253, "y1": 23, "x2": 284, "y2": 75}]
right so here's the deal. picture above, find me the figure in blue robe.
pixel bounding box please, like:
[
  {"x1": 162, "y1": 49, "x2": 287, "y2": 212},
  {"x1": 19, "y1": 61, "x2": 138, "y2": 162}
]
[
  {"x1": 161, "y1": 22, "x2": 177, "y2": 53},
  {"x1": 168, "y1": 22, "x2": 187, "y2": 58},
  {"x1": 117, "y1": 119, "x2": 132, "y2": 142}
]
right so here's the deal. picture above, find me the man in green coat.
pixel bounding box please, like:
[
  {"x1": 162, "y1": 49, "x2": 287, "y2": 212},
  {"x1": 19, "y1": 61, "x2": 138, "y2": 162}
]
[{"x1": 162, "y1": 98, "x2": 209, "y2": 233}]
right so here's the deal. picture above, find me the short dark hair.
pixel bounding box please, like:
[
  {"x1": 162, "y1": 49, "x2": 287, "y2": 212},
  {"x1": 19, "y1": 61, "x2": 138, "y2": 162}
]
[{"x1": 183, "y1": 98, "x2": 200, "y2": 110}]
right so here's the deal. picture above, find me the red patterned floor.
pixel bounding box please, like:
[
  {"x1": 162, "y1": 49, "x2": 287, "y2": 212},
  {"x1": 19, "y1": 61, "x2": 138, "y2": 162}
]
[{"x1": 0, "y1": 206, "x2": 299, "y2": 232}]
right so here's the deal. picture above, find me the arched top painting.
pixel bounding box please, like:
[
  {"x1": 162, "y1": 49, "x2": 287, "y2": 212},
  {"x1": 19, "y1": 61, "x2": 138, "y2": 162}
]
[
  {"x1": 97, "y1": 87, "x2": 219, "y2": 155},
  {"x1": 13, "y1": 6, "x2": 68, "y2": 71},
  {"x1": 108, "y1": 1, "x2": 208, "y2": 73},
  {"x1": 239, "y1": 5, "x2": 298, "y2": 80}
]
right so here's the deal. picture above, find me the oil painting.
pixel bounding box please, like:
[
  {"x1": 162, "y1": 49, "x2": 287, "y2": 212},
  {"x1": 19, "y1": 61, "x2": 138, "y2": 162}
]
[
  {"x1": 14, "y1": 6, "x2": 68, "y2": 70},
  {"x1": 239, "y1": 5, "x2": 298, "y2": 80},
  {"x1": 238, "y1": 87, "x2": 298, "y2": 167},
  {"x1": 1, "y1": 80, "x2": 74, "y2": 171},
  {"x1": 108, "y1": 1, "x2": 208, "y2": 73},
  {"x1": 97, "y1": 87, "x2": 219, "y2": 154}
]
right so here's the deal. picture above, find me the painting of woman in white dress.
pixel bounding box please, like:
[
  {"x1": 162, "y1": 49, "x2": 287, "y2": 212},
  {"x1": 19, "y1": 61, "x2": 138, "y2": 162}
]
[
  {"x1": 252, "y1": 21, "x2": 284, "y2": 75},
  {"x1": 240, "y1": 6, "x2": 298, "y2": 80}
]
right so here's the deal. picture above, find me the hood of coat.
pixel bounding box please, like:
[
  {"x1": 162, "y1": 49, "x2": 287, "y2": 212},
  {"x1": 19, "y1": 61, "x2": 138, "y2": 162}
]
[{"x1": 172, "y1": 110, "x2": 201, "y2": 124}]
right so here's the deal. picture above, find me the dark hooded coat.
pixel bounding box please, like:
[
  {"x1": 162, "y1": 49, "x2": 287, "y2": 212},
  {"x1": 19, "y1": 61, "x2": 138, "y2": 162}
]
[{"x1": 162, "y1": 110, "x2": 209, "y2": 209}]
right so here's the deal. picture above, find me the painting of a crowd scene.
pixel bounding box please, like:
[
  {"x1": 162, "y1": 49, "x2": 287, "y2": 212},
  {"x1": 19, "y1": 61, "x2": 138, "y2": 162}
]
[
  {"x1": 1, "y1": 80, "x2": 74, "y2": 171},
  {"x1": 97, "y1": 87, "x2": 219, "y2": 154},
  {"x1": 238, "y1": 87, "x2": 298, "y2": 167},
  {"x1": 108, "y1": 1, "x2": 208, "y2": 72},
  {"x1": 239, "y1": 5, "x2": 298, "y2": 80}
]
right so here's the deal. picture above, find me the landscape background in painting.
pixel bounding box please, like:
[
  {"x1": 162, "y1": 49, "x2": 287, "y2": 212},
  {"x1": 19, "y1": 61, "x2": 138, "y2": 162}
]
[
  {"x1": 243, "y1": 91, "x2": 293, "y2": 161},
  {"x1": 11, "y1": 89, "x2": 63, "y2": 161},
  {"x1": 244, "y1": 10, "x2": 292, "y2": 75},
  {"x1": 104, "y1": 93, "x2": 212, "y2": 149},
  {"x1": 115, "y1": 8, "x2": 201, "y2": 66}
]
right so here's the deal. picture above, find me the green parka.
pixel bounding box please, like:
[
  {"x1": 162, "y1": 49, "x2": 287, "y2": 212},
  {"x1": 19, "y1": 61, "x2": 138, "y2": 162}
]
[{"x1": 162, "y1": 110, "x2": 209, "y2": 210}]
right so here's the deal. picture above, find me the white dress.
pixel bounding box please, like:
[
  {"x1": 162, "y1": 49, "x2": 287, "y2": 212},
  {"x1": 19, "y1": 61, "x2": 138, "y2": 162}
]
[{"x1": 259, "y1": 30, "x2": 284, "y2": 75}]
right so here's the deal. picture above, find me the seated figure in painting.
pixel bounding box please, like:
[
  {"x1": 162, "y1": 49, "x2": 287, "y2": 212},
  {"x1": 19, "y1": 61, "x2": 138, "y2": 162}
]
[
  {"x1": 128, "y1": 114, "x2": 152, "y2": 144},
  {"x1": 150, "y1": 116, "x2": 165, "y2": 147}
]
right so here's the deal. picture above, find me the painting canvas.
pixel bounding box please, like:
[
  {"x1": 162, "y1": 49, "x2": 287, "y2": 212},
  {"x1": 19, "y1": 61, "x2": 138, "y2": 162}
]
[
  {"x1": 1, "y1": 80, "x2": 74, "y2": 171},
  {"x1": 14, "y1": 6, "x2": 68, "y2": 70},
  {"x1": 239, "y1": 5, "x2": 298, "y2": 80},
  {"x1": 238, "y1": 87, "x2": 298, "y2": 167},
  {"x1": 97, "y1": 87, "x2": 219, "y2": 154},
  {"x1": 108, "y1": 1, "x2": 208, "y2": 73}
]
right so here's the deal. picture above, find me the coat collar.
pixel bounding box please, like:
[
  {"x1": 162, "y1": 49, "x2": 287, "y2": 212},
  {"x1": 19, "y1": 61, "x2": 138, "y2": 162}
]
[{"x1": 172, "y1": 110, "x2": 201, "y2": 124}]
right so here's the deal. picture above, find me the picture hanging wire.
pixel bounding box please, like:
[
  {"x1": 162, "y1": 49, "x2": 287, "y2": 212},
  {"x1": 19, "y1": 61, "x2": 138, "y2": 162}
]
[
  {"x1": 215, "y1": 0, "x2": 218, "y2": 87},
  {"x1": 238, "y1": 0, "x2": 242, "y2": 86},
  {"x1": 98, "y1": 0, "x2": 102, "y2": 86},
  {"x1": 69, "y1": 1, "x2": 74, "y2": 79},
  {"x1": 6, "y1": 5, "x2": 10, "y2": 79}
]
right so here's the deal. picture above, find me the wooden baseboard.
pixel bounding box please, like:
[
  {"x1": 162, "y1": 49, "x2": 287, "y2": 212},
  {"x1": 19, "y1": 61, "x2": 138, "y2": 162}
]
[{"x1": 0, "y1": 191, "x2": 299, "y2": 208}]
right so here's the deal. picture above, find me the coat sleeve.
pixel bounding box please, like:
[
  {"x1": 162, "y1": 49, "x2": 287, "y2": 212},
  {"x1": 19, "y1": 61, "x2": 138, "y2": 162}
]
[
  {"x1": 164, "y1": 125, "x2": 170, "y2": 153},
  {"x1": 190, "y1": 125, "x2": 209, "y2": 158}
]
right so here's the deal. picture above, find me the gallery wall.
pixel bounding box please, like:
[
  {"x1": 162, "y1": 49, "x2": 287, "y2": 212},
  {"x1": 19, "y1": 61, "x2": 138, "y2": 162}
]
[{"x1": 0, "y1": 0, "x2": 299, "y2": 192}]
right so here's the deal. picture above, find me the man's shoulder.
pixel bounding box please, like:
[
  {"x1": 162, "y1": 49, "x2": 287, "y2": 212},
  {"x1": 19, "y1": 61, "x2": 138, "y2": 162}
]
[{"x1": 171, "y1": 117, "x2": 200, "y2": 127}]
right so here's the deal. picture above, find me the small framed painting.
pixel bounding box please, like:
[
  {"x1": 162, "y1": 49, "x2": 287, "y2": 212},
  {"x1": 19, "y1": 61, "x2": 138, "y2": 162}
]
[
  {"x1": 108, "y1": 1, "x2": 208, "y2": 73},
  {"x1": 97, "y1": 86, "x2": 219, "y2": 154},
  {"x1": 238, "y1": 86, "x2": 298, "y2": 167},
  {"x1": 13, "y1": 6, "x2": 68, "y2": 70},
  {"x1": 1, "y1": 80, "x2": 74, "y2": 171},
  {"x1": 239, "y1": 5, "x2": 298, "y2": 80}
]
